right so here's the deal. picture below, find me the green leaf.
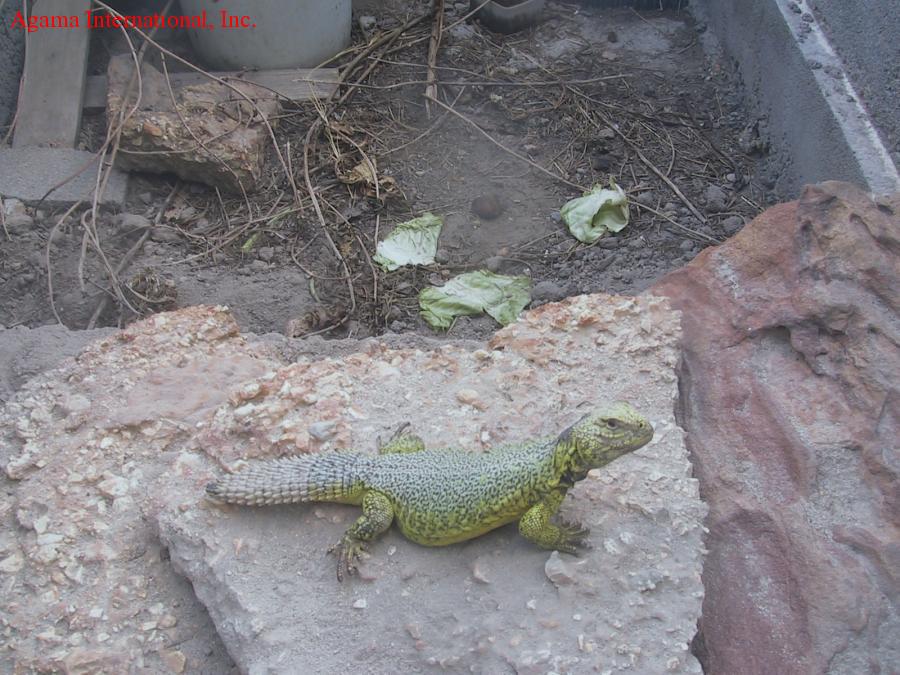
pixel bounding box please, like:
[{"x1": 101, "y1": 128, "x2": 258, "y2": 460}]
[
  {"x1": 373, "y1": 213, "x2": 443, "y2": 272},
  {"x1": 561, "y1": 181, "x2": 629, "y2": 243},
  {"x1": 240, "y1": 231, "x2": 261, "y2": 253},
  {"x1": 418, "y1": 270, "x2": 532, "y2": 330}
]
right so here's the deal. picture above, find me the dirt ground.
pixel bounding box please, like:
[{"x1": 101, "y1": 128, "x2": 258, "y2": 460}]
[{"x1": 1, "y1": 0, "x2": 776, "y2": 339}]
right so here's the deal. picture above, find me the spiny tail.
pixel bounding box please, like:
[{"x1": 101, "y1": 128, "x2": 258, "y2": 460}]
[{"x1": 206, "y1": 452, "x2": 367, "y2": 506}]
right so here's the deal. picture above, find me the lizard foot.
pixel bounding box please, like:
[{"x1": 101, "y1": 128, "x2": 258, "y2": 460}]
[
  {"x1": 555, "y1": 520, "x2": 591, "y2": 556},
  {"x1": 328, "y1": 536, "x2": 369, "y2": 582}
]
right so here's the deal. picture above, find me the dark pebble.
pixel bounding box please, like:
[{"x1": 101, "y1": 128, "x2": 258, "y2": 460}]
[{"x1": 471, "y1": 194, "x2": 505, "y2": 220}]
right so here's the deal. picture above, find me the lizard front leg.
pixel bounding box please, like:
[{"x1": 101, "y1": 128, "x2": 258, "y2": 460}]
[
  {"x1": 518, "y1": 488, "x2": 590, "y2": 555},
  {"x1": 329, "y1": 491, "x2": 394, "y2": 581}
]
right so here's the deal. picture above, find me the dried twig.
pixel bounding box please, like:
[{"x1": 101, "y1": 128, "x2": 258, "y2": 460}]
[
  {"x1": 586, "y1": 107, "x2": 708, "y2": 225},
  {"x1": 291, "y1": 14, "x2": 433, "y2": 336},
  {"x1": 426, "y1": 94, "x2": 588, "y2": 192},
  {"x1": 380, "y1": 87, "x2": 464, "y2": 156},
  {"x1": 425, "y1": 0, "x2": 445, "y2": 118},
  {"x1": 634, "y1": 202, "x2": 721, "y2": 244},
  {"x1": 86, "y1": 183, "x2": 181, "y2": 329},
  {"x1": 45, "y1": 201, "x2": 83, "y2": 326}
]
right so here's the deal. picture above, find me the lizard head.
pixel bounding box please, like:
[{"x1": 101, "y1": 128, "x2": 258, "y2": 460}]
[{"x1": 561, "y1": 401, "x2": 654, "y2": 472}]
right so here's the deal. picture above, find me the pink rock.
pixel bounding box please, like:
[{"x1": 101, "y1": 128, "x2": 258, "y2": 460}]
[{"x1": 652, "y1": 182, "x2": 899, "y2": 674}]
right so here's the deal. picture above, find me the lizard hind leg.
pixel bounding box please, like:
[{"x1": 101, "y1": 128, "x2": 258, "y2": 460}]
[
  {"x1": 329, "y1": 491, "x2": 395, "y2": 581},
  {"x1": 378, "y1": 423, "x2": 426, "y2": 455}
]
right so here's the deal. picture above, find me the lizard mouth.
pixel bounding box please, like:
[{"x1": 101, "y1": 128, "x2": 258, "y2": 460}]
[{"x1": 630, "y1": 423, "x2": 654, "y2": 449}]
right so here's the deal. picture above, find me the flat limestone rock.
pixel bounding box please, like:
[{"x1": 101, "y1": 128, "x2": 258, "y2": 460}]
[
  {"x1": 0, "y1": 297, "x2": 706, "y2": 674},
  {"x1": 0, "y1": 307, "x2": 255, "y2": 673},
  {"x1": 157, "y1": 295, "x2": 706, "y2": 673}
]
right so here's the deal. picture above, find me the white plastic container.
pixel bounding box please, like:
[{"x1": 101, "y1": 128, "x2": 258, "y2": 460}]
[{"x1": 179, "y1": 0, "x2": 351, "y2": 70}]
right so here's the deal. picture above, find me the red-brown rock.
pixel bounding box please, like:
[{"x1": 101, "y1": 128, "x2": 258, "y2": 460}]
[{"x1": 651, "y1": 182, "x2": 900, "y2": 675}]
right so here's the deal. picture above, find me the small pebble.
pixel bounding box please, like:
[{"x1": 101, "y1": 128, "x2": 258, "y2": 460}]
[
  {"x1": 456, "y1": 389, "x2": 487, "y2": 411},
  {"x1": 116, "y1": 213, "x2": 151, "y2": 231},
  {"x1": 544, "y1": 551, "x2": 575, "y2": 586},
  {"x1": 591, "y1": 154, "x2": 613, "y2": 171},
  {"x1": 471, "y1": 194, "x2": 505, "y2": 220},
  {"x1": 471, "y1": 559, "x2": 491, "y2": 584},
  {"x1": 722, "y1": 215, "x2": 744, "y2": 236},
  {"x1": 150, "y1": 226, "x2": 181, "y2": 243},
  {"x1": 531, "y1": 280, "x2": 567, "y2": 304},
  {"x1": 704, "y1": 185, "x2": 728, "y2": 212},
  {"x1": 4, "y1": 213, "x2": 34, "y2": 233},
  {"x1": 160, "y1": 650, "x2": 186, "y2": 674},
  {"x1": 358, "y1": 15, "x2": 376, "y2": 32},
  {"x1": 3, "y1": 198, "x2": 27, "y2": 217},
  {"x1": 308, "y1": 421, "x2": 337, "y2": 441},
  {"x1": 484, "y1": 256, "x2": 504, "y2": 273},
  {"x1": 634, "y1": 191, "x2": 656, "y2": 206}
]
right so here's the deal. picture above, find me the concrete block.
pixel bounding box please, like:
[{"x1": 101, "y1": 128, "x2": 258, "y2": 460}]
[
  {"x1": 692, "y1": 0, "x2": 900, "y2": 197},
  {"x1": 0, "y1": 147, "x2": 127, "y2": 207}
]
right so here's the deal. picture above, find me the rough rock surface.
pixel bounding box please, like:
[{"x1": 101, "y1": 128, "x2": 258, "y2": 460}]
[
  {"x1": 106, "y1": 55, "x2": 280, "y2": 193},
  {"x1": 0, "y1": 308, "x2": 253, "y2": 673},
  {"x1": 157, "y1": 294, "x2": 705, "y2": 674},
  {"x1": 652, "y1": 182, "x2": 900, "y2": 674},
  {"x1": 0, "y1": 296, "x2": 706, "y2": 674}
]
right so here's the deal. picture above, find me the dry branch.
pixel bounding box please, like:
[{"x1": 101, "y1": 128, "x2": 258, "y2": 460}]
[{"x1": 425, "y1": 0, "x2": 445, "y2": 118}]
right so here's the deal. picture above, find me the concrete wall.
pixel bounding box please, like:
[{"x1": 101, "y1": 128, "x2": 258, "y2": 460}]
[
  {"x1": 809, "y1": 0, "x2": 900, "y2": 167},
  {"x1": 0, "y1": 3, "x2": 26, "y2": 134},
  {"x1": 691, "y1": 0, "x2": 899, "y2": 198}
]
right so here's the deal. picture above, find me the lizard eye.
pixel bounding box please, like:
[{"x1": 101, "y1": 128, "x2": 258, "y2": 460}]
[{"x1": 605, "y1": 419, "x2": 618, "y2": 430}]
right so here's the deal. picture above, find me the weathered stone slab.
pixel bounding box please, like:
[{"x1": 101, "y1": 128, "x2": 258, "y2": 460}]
[
  {"x1": 652, "y1": 181, "x2": 900, "y2": 674},
  {"x1": 0, "y1": 307, "x2": 258, "y2": 672},
  {"x1": 84, "y1": 67, "x2": 340, "y2": 111},
  {"x1": 0, "y1": 295, "x2": 706, "y2": 674},
  {"x1": 155, "y1": 295, "x2": 705, "y2": 674},
  {"x1": 12, "y1": 0, "x2": 92, "y2": 149},
  {"x1": 0, "y1": 147, "x2": 127, "y2": 206}
]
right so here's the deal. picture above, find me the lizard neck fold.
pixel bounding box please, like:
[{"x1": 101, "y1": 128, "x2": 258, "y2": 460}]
[{"x1": 547, "y1": 427, "x2": 582, "y2": 490}]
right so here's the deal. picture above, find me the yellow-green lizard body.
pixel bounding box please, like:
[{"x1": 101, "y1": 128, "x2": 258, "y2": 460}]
[{"x1": 207, "y1": 401, "x2": 653, "y2": 580}]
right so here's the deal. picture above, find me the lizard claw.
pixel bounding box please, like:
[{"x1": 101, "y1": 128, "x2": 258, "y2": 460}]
[
  {"x1": 328, "y1": 537, "x2": 368, "y2": 582},
  {"x1": 388, "y1": 421, "x2": 412, "y2": 443},
  {"x1": 556, "y1": 520, "x2": 591, "y2": 556}
]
